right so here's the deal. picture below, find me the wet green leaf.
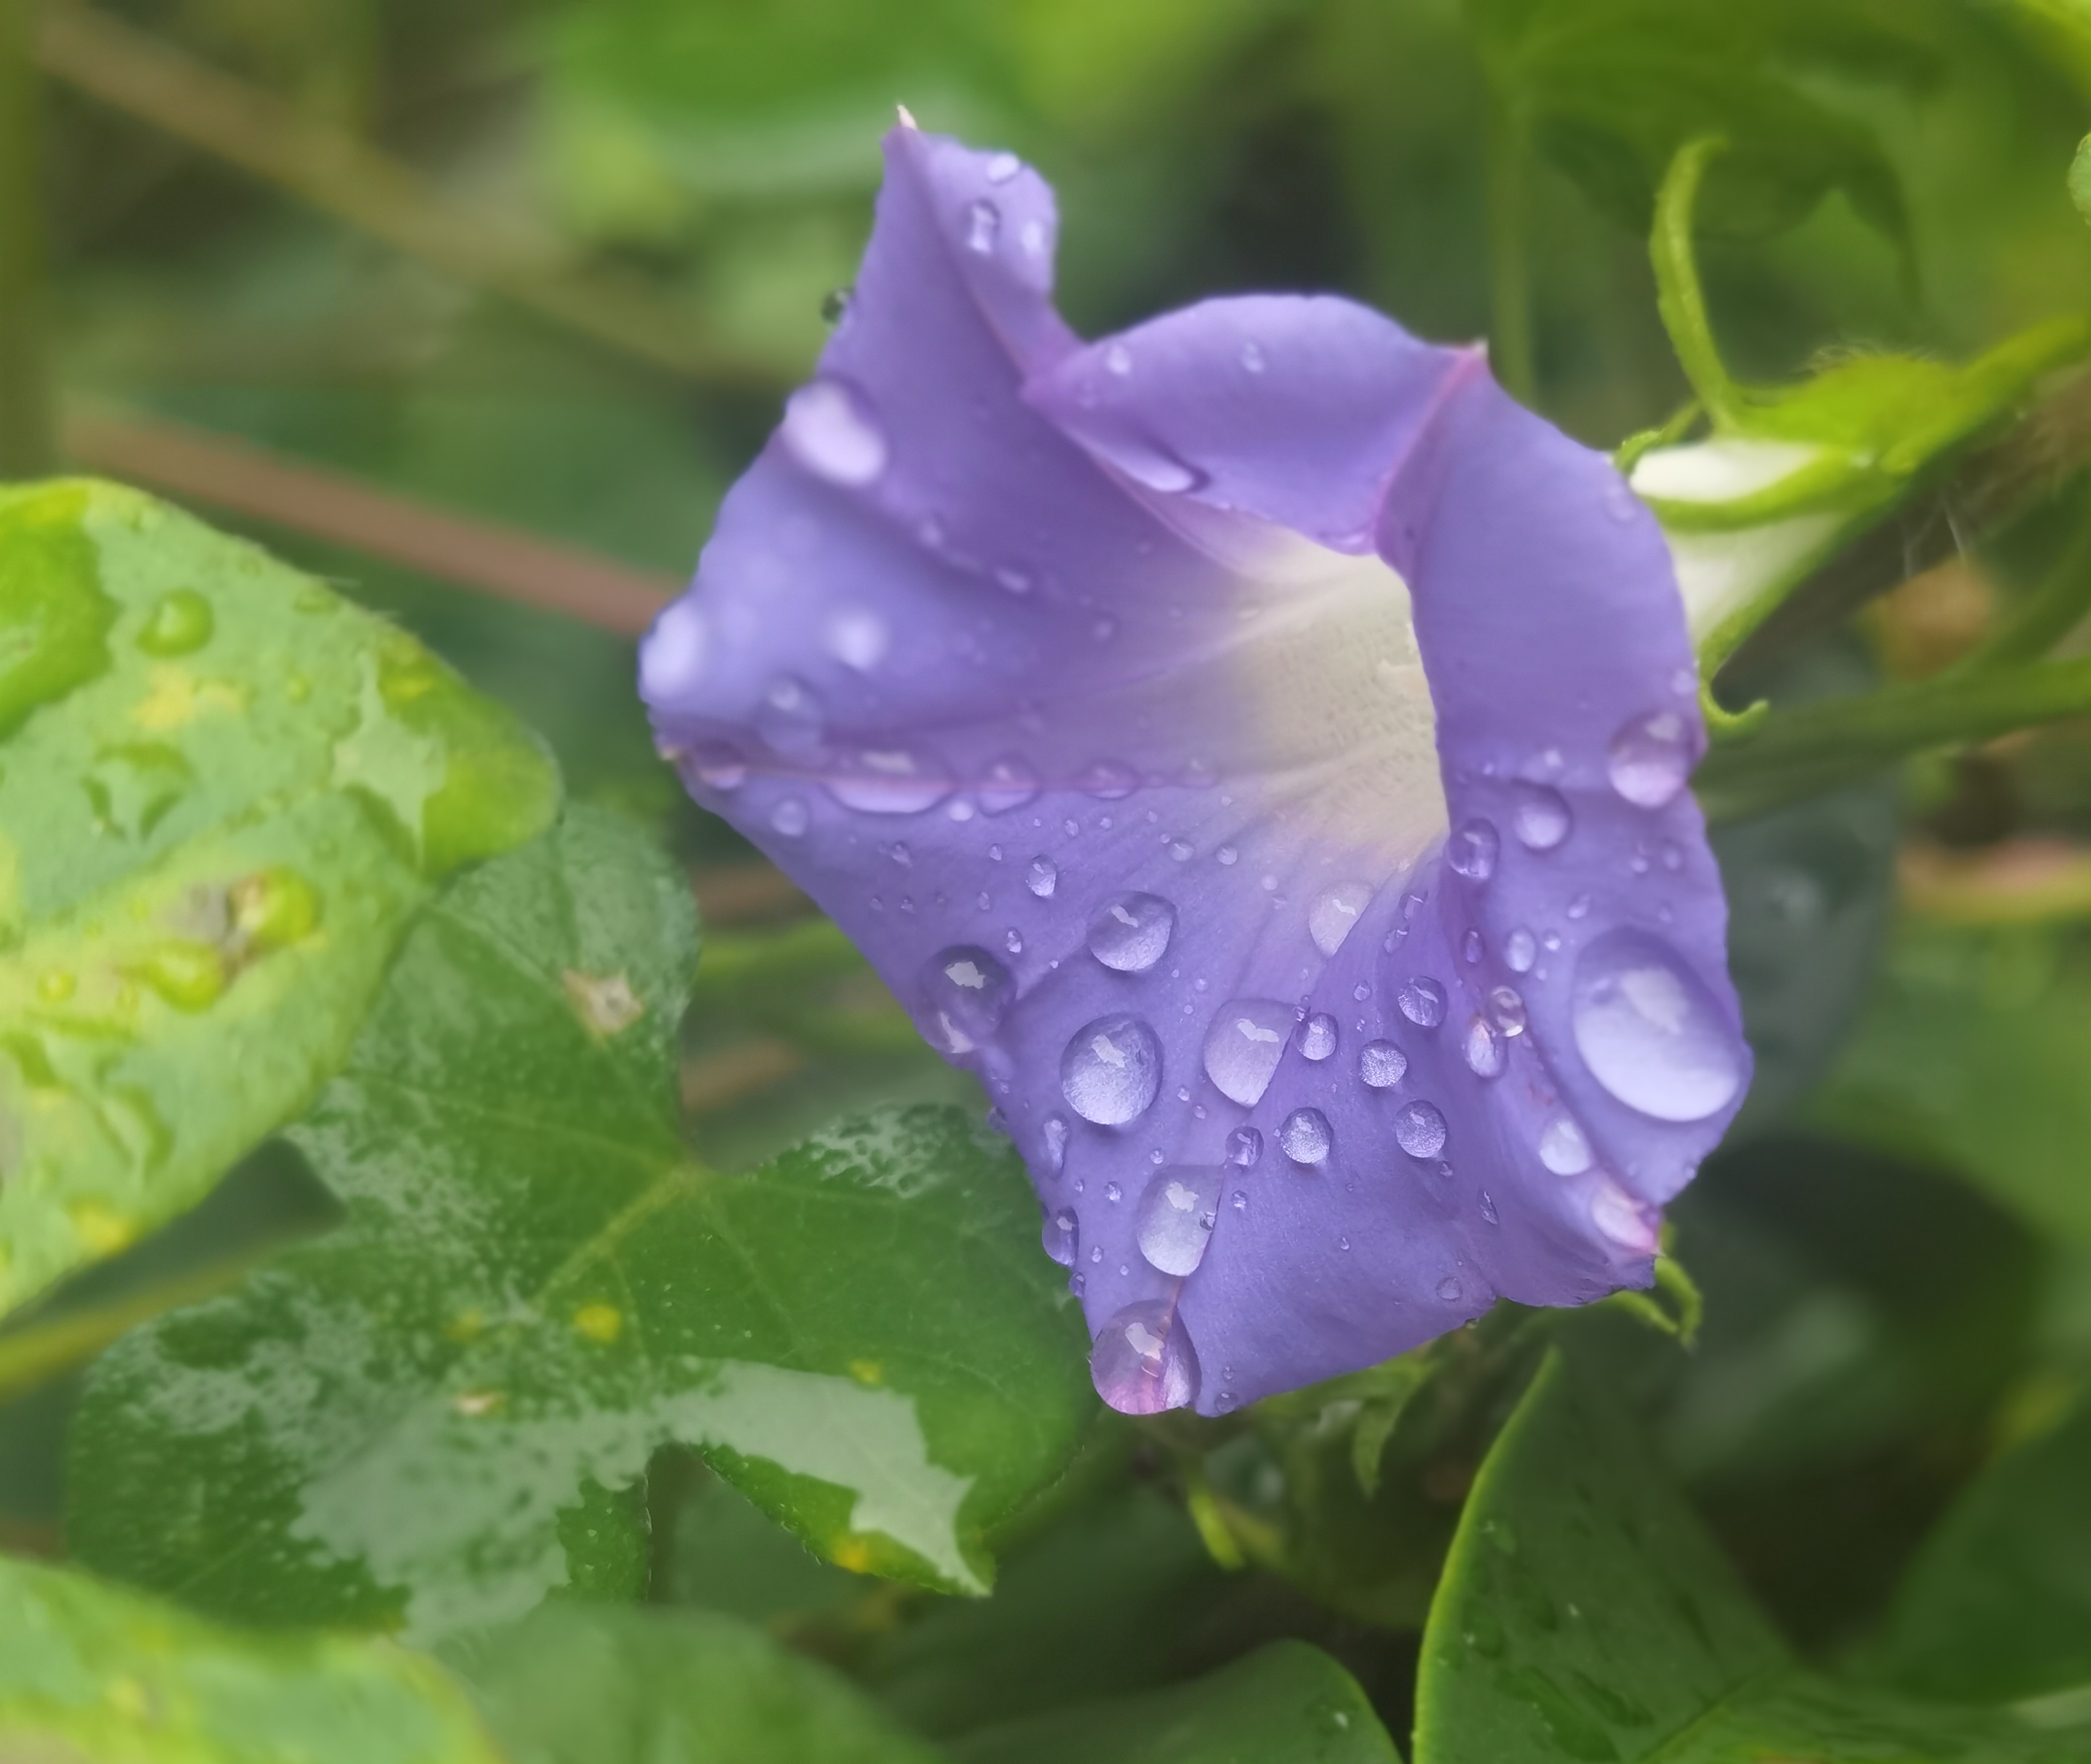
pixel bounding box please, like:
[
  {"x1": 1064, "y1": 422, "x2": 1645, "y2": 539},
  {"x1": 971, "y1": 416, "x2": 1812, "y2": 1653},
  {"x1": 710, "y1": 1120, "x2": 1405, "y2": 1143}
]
[
  {"x1": 0, "y1": 1553, "x2": 501, "y2": 1763},
  {"x1": 1809, "y1": 924, "x2": 2091, "y2": 1248},
  {"x1": 0, "y1": 480, "x2": 557, "y2": 1323},
  {"x1": 447, "y1": 1601, "x2": 942, "y2": 1764},
  {"x1": 1416, "y1": 1350, "x2": 2091, "y2": 1763},
  {"x1": 950, "y1": 1641, "x2": 1398, "y2": 1764},
  {"x1": 1884, "y1": 1397, "x2": 2091, "y2": 1704},
  {"x1": 69, "y1": 808, "x2": 1095, "y2": 1641}
]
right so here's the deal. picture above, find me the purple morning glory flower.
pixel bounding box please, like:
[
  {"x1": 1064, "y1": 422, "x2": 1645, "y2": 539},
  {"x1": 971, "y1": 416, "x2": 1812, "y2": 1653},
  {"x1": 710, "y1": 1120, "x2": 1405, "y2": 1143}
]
[{"x1": 641, "y1": 124, "x2": 1750, "y2": 1417}]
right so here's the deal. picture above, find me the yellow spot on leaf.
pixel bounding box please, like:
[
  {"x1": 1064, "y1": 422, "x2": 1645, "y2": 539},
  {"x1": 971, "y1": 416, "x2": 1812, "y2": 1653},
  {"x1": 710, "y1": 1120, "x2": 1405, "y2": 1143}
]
[
  {"x1": 831, "y1": 1538, "x2": 874, "y2": 1574},
  {"x1": 573, "y1": 1303, "x2": 622, "y2": 1344},
  {"x1": 71, "y1": 1203, "x2": 136, "y2": 1256},
  {"x1": 134, "y1": 666, "x2": 246, "y2": 733},
  {"x1": 849, "y1": 1359, "x2": 884, "y2": 1386},
  {"x1": 444, "y1": 1309, "x2": 485, "y2": 1344},
  {"x1": 561, "y1": 970, "x2": 644, "y2": 1037},
  {"x1": 453, "y1": 1389, "x2": 504, "y2": 1418}
]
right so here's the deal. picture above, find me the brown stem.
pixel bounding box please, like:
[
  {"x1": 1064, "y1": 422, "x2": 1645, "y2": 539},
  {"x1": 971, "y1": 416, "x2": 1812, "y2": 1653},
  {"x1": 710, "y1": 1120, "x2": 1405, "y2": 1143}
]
[
  {"x1": 61, "y1": 401, "x2": 678, "y2": 635},
  {"x1": 36, "y1": 3, "x2": 776, "y2": 389}
]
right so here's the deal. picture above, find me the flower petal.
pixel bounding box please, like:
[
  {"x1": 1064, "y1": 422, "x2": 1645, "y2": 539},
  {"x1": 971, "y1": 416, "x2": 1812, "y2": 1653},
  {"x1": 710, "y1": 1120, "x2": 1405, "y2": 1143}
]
[{"x1": 643, "y1": 128, "x2": 1750, "y2": 1415}]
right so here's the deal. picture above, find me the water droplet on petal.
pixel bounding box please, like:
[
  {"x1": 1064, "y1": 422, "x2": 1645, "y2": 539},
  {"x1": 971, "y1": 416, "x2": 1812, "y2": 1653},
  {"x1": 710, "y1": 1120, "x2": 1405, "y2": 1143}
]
[
  {"x1": 1044, "y1": 1207, "x2": 1077, "y2": 1266},
  {"x1": 1463, "y1": 928, "x2": 1483, "y2": 965},
  {"x1": 1394, "y1": 1100, "x2": 1448, "y2": 1159},
  {"x1": 1061, "y1": 1015, "x2": 1163, "y2": 1124},
  {"x1": 1504, "y1": 927, "x2": 1536, "y2": 973},
  {"x1": 1104, "y1": 342, "x2": 1133, "y2": 376},
  {"x1": 1538, "y1": 1117, "x2": 1593, "y2": 1175},
  {"x1": 1105, "y1": 1180, "x2": 1122, "y2": 1203},
  {"x1": 1359, "y1": 1040, "x2": 1408, "y2": 1088},
  {"x1": 1043, "y1": 1114, "x2": 1069, "y2": 1171},
  {"x1": 1448, "y1": 820, "x2": 1499, "y2": 882},
  {"x1": 1240, "y1": 339, "x2": 1266, "y2": 373},
  {"x1": 965, "y1": 198, "x2": 1000, "y2": 253},
  {"x1": 825, "y1": 607, "x2": 890, "y2": 670},
  {"x1": 1591, "y1": 1177, "x2": 1660, "y2": 1253},
  {"x1": 1137, "y1": 1166, "x2": 1222, "y2": 1275},
  {"x1": 1081, "y1": 760, "x2": 1139, "y2": 800},
  {"x1": 1201, "y1": 999, "x2": 1293, "y2": 1105},
  {"x1": 1463, "y1": 1016, "x2": 1506, "y2": 1079},
  {"x1": 781, "y1": 377, "x2": 888, "y2": 487},
  {"x1": 1087, "y1": 892, "x2": 1176, "y2": 972},
  {"x1": 1512, "y1": 783, "x2": 1572, "y2": 851},
  {"x1": 1296, "y1": 1012, "x2": 1338, "y2": 1062},
  {"x1": 1308, "y1": 881, "x2": 1374, "y2": 957},
  {"x1": 1397, "y1": 977, "x2": 1445, "y2": 1029},
  {"x1": 1279, "y1": 1107, "x2": 1333, "y2": 1165},
  {"x1": 829, "y1": 747, "x2": 952, "y2": 813},
  {"x1": 770, "y1": 797, "x2": 809, "y2": 837},
  {"x1": 1092, "y1": 1300, "x2": 1199, "y2": 1413},
  {"x1": 641, "y1": 601, "x2": 707, "y2": 700},
  {"x1": 1437, "y1": 1276, "x2": 1463, "y2": 1303},
  {"x1": 1489, "y1": 985, "x2": 1527, "y2": 1035},
  {"x1": 986, "y1": 150, "x2": 1020, "y2": 183},
  {"x1": 1571, "y1": 930, "x2": 1743, "y2": 1122},
  {"x1": 1225, "y1": 1126, "x2": 1263, "y2": 1167},
  {"x1": 975, "y1": 755, "x2": 1039, "y2": 815},
  {"x1": 758, "y1": 675, "x2": 823, "y2": 754},
  {"x1": 1026, "y1": 856, "x2": 1057, "y2": 898},
  {"x1": 1479, "y1": 1191, "x2": 1500, "y2": 1224},
  {"x1": 922, "y1": 946, "x2": 1013, "y2": 1055},
  {"x1": 1607, "y1": 710, "x2": 1697, "y2": 809}
]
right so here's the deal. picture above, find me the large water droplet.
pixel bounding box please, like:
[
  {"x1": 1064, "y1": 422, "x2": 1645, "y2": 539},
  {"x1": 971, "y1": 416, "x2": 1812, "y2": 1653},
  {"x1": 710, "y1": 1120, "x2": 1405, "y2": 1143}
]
[
  {"x1": 1511, "y1": 784, "x2": 1572, "y2": 852},
  {"x1": 1087, "y1": 893, "x2": 1175, "y2": 972},
  {"x1": 1309, "y1": 882, "x2": 1374, "y2": 957},
  {"x1": 980, "y1": 756, "x2": 1040, "y2": 815},
  {"x1": 1061, "y1": 1015, "x2": 1163, "y2": 1124},
  {"x1": 1359, "y1": 1040, "x2": 1408, "y2": 1088},
  {"x1": 1092, "y1": 1300, "x2": 1199, "y2": 1414},
  {"x1": 922, "y1": 946, "x2": 1014, "y2": 1056},
  {"x1": 1137, "y1": 1166, "x2": 1222, "y2": 1275},
  {"x1": 1026, "y1": 856, "x2": 1057, "y2": 898},
  {"x1": 1044, "y1": 1206, "x2": 1077, "y2": 1266},
  {"x1": 1394, "y1": 1100, "x2": 1448, "y2": 1159},
  {"x1": 1448, "y1": 820, "x2": 1499, "y2": 882},
  {"x1": 137, "y1": 589, "x2": 214, "y2": 657},
  {"x1": 1607, "y1": 710, "x2": 1696, "y2": 809},
  {"x1": 1397, "y1": 977, "x2": 1446, "y2": 1029},
  {"x1": 1296, "y1": 1012, "x2": 1338, "y2": 1062},
  {"x1": 829, "y1": 747, "x2": 951, "y2": 813},
  {"x1": 1201, "y1": 999, "x2": 1293, "y2": 1106},
  {"x1": 1279, "y1": 1107, "x2": 1332, "y2": 1165},
  {"x1": 1538, "y1": 1117, "x2": 1593, "y2": 1175},
  {"x1": 1571, "y1": 930, "x2": 1743, "y2": 1122},
  {"x1": 965, "y1": 198, "x2": 1000, "y2": 253},
  {"x1": 1463, "y1": 1016, "x2": 1506, "y2": 1079},
  {"x1": 1225, "y1": 1126, "x2": 1263, "y2": 1167},
  {"x1": 781, "y1": 377, "x2": 888, "y2": 487}
]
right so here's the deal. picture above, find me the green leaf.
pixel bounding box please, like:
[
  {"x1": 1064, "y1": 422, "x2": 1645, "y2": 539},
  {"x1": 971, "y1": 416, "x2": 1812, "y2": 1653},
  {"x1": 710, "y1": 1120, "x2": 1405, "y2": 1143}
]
[
  {"x1": 0, "y1": 480, "x2": 557, "y2": 1323},
  {"x1": 1884, "y1": 1397, "x2": 2091, "y2": 1704},
  {"x1": 69, "y1": 807, "x2": 1095, "y2": 1641},
  {"x1": 1465, "y1": 0, "x2": 1933, "y2": 244},
  {"x1": 1415, "y1": 1349, "x2": 2091, "y2": 1763},
  {"x1": 950, "y1": 1641, "x2": 1399, "y2": 1764},
  {"x1": 1808, "y1": 923, "x2": 2091, "y2": 1248},
  {"x1": 447, "y1": 1601, "x2": 942, "y2": 1764},
  {"x1": 0, "y1": 1553, "x2": 500, "y2": 1763}
]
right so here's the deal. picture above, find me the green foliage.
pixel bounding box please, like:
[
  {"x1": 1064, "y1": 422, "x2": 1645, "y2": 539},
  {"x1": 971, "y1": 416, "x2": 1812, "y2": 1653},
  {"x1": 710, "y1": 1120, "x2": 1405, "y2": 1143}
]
[
  {"x1": 0, "y1": 481, "x2": 556, "y2": 1322},
  {"x1": 1416, "y1": 1351, "x2": 2091, "y2": 1763},
  {"x1": 450, "y1": 1602, "x2": 943, "y2": 1764},
  {"x1": 1885, "y1": 1398, "x2": 2091, "y2": 1704},
  {"x1": 0, "y1": 1555, "x2": 501, "y2": 1763},
  {"x1": 1811, "y1": 923, "x2": 2091, "y2": 1248},
  {"x1": 67, "y1": 808, "x2": 1095, "y2": 1642},
  {"x1": 950, "y1": 1642, "x2": 1399, "y2": 1764}
]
